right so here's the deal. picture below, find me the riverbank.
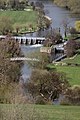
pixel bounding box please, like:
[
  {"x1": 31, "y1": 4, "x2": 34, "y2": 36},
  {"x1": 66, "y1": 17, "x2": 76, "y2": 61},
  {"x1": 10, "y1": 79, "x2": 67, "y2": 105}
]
[{"x1": 53, "y1": 0, "x2": 80, "y2": 14}]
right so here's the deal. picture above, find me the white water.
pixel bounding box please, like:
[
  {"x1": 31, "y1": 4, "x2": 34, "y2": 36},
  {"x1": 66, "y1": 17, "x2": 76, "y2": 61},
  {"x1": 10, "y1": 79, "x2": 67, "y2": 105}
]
[{"x1": 29, "y1": 44, "x2": 43, "y2": 48}]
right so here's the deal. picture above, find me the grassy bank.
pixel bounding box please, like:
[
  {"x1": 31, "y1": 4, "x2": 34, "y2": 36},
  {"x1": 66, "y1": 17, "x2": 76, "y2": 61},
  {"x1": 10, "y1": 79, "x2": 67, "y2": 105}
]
[
  {"x1": 61, "y1": 54, "x2": 80, "y2": 64},
  {"x1": 56, "y1": 66, "x2": 80, "y2": 85},
  {"x1": 47, "y1": 54, "x2": 80, "y2": 85},
  {"x1": 47, "y1": 63, "x2": 80, "y2": 85},
  {"x1": 56, "y1": 54, "x2": 80, "y2": 85},
  {"x1": 0, "y1": 10, "x2": 38, "y2": 34},
  {"x1": 0, "y1": 104, "x2": 80, "y2": 120}
]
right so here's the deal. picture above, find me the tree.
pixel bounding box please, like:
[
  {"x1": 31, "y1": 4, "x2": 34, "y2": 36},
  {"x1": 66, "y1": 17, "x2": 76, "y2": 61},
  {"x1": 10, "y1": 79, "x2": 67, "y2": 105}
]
[
  {"x1": 9, "y1": 0, "x2": 20, "y2": 10},
  {"x1": 65, "y1": 39, "x2": 77, "y2": 57},
  {"x1": 8, "y1": 0, "x2": 28, "y2": 10},
  {"x1": 67, "y1": 0, "x2": 80, "y2": 13},
  {"x1": 0, "y1": 0, "x2": 7, "y2": 9},
  {"x1": 54, "y1": 0, "x2": 68, "y2": 8},
  {"x1": 0, "y1": 37, "x2": 22, "y2": 83},
  {"x1": 18, "y1": 1, "x2": 25, "y2": 10},
  {"x1": 26, "y1": 69, "x2": 69, "y2": 103},
  {"x1": 69, "y1": 27, "x2": 78, "y2": 39},
  {"x1": 69, "y1": 27, "x2": 77, "y2": 34},
  {"x1": 61, "y1": 19, "x2": 70, "y2": 37},
  {"x1": 54, "y1": 0, "x2": 80, "y2": 13},
  {"x1": 0, "y1": 37, "x2": 22, "y2": 103},
  {"x1": 0, "y1": 16, "x2": 13, "y2": 35},
  {"x1": 75, "y1": 21, "x2": 80, "y2": 32},
  {"x1": 35, "y1": 2, "x2": 44, "y2": 9},
  {"x1": 0, "y1": 0, "x2": 29, "y2": 10},
  {"x1": 37, "y1": 9, "x2": 45, "y2": 30},
  {"x1": 61, "y1": 85, "x2": 80, "y2": 105},
  {"x1": 44, "y1": 28, "x2": 62, "y2": 46}
]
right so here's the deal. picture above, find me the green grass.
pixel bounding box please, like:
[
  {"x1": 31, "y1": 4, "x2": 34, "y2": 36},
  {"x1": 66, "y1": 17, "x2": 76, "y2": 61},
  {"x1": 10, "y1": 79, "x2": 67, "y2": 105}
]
[
  {"x1": 0, "y1": 104, "x2": 80, "y2": 120},
  {"x1": 55, "y1": 66, "x2": 80, "y2": 85},
  {"x1": 47, "y1": 54, "x2": 80, "y2": 85},
  {"x1": 56, "y1": 54, "x2": 80, "y2": 85},
  {"x1": 36, "y1": 105, "x2": 80, "y2": 120},
  {"x1": 47, "y1": 64, "x2": 80, "y2": 85},
  {"x1": 0, "y1": 10, "x2": 38, "y2": 33}
]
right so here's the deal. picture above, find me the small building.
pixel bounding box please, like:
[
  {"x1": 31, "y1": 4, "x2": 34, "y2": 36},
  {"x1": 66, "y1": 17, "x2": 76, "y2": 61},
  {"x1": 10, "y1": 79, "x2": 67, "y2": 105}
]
[{"x1": 40, "y1": 46, "x2": 54, "y2": 54}]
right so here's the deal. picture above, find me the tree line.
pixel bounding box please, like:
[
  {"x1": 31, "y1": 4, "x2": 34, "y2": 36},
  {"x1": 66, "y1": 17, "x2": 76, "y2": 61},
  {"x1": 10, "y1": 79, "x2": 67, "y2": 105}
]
[
  {"x1": 0, "y1": 0, "x2": 29, "y2": 10},
  {"x1": 0, "y1": 36, "x2": 23, "y2": 104},
  {"x1": 53, "y1": 0, "x2": 80, "y2": 14}
]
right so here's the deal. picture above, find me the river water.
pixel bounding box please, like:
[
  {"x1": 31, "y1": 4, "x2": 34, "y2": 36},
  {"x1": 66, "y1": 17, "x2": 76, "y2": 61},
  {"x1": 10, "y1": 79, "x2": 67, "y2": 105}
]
[
  {"x1": 21, "y1": 0, "x2": 80, "y2": 81},
  {"x1": 21, "y1": 44, "x2": 42, "y2": 81}
]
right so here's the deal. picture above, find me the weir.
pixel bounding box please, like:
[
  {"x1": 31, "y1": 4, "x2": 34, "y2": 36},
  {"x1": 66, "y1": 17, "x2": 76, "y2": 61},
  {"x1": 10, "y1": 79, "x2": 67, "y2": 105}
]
[
  {"x1": 15, "y1": 37, "x2": 45, "y2": 45},
  {"x1": 0, "y1": 36, "x2": 45, "y2": 45}
]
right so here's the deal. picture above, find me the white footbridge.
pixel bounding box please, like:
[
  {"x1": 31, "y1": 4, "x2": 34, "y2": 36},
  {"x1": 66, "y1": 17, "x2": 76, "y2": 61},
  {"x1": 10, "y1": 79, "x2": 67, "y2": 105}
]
[{"x1": 10, "y1": 57, "x2": 39, "y2": 61}]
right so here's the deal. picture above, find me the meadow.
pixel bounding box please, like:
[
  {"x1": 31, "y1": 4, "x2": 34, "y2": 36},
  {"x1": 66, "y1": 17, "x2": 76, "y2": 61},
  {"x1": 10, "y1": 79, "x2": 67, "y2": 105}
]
[
  {"x1": 0, "y1": 104, "x2": 80, "y2": 120},
  {"x1": 0, "y1": 10, "x2": 38, "y2": 33},
  {"x1": 47, "y1": 54, "x2": 80, "y2": 85},
  {"x1": 56, "y1": 66, "x2": 80, "y2": 85}
]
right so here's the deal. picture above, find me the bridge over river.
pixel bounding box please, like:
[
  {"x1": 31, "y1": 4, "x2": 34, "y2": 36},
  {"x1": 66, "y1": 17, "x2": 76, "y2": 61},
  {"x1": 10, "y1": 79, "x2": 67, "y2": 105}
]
[{"x1": 0, "y1": 35, "x2": 45, "y2": 45}]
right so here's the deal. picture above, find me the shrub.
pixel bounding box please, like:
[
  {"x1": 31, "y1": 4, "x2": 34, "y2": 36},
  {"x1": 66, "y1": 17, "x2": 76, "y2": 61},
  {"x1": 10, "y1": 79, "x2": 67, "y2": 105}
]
[
  {"x1": 60, "y1": 85, "x2": 80, "y2": 105},
  {"x1": 35, "y1": 95, "x2": 47, "y2": 105}
]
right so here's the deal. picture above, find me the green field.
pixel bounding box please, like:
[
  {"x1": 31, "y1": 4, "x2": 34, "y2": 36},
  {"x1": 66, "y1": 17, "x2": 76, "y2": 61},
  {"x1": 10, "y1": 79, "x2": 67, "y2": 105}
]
[
  {"x1": 0, "y1": 10, "x2": 38, "y2": 33},
  {"x1": 56, "y1": 66, "x2": 80, "y2": 85},
  {"x1": 61, "y1": 54, "x2": 80, "y2": 64},
  {"x1": 49, "y1": 64, "x2": 80, "y2": 85},
  {"x1": 47, "y1": 54, "x2": 80, "y2": 85},
  {"x1": 0, "y1": 104, "x2": 80, "y2": 120},
  {"x1": 47, "y1": 64, "x2": 80, "y2": 85},
  {"x1": 56, "y1": 54, "x2": 80, "y2": 85}
]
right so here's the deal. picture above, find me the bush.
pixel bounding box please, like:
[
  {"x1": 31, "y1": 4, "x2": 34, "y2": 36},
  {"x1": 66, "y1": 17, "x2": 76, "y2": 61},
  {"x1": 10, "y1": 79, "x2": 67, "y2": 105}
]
[
  {"x1": 35, "y1": 96, "x2": 47, "y2": 105},
  {"x1": 60, "y1": 85, "x2": 80, "y2": 105}
]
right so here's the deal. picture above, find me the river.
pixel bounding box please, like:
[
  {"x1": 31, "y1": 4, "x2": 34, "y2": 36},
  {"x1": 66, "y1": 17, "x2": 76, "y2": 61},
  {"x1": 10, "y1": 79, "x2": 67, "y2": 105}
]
[
  {"x1": 21, "y1": 44, "x2": 42, "y2": 81},
  {"x1": 21, "y1": 0, "x2": 80, "y2": 82}
]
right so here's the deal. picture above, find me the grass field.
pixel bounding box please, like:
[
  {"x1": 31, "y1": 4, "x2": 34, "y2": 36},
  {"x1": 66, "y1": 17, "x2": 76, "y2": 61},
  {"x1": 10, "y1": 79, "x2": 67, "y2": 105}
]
[
  {"x1": 47, "y1": 63, "x2": 80, "y2": 85},
  {"x1": 61, "y1": 54, "x2": 80, "y2": 64},
  {"x1": 0, "y1": 104, "x2": 80, "y2": 120},
  {"x1": 56, "y1": 66, "x2": 80, "y2": 85},
  {"x1": 0, "y1": 10, "x2": 38, "y2": 33},
  {"x1": 47, "y1": 56, "x2": 80, "y2": 85},
  {"x1": 56, "y1": 54, "x2": 80, "y2": 85},
  {"x1": 47, "y1": 54, "x2": 80, "y2": 85}
]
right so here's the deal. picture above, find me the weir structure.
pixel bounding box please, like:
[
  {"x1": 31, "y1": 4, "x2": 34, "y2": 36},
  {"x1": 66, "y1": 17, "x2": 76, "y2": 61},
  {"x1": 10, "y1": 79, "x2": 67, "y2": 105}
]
[{"x1": 0, "y1": 36, "x2": 45, "y2": 45}]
